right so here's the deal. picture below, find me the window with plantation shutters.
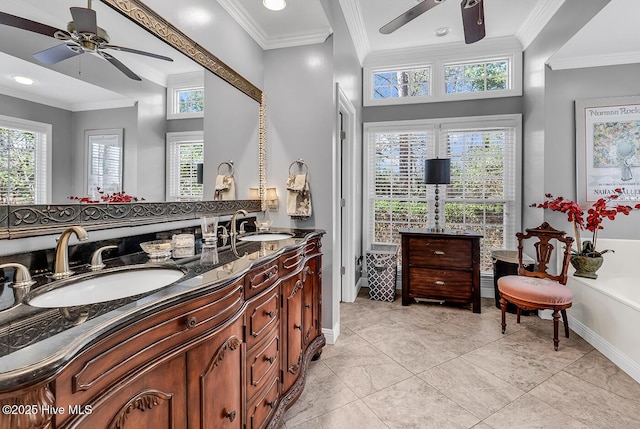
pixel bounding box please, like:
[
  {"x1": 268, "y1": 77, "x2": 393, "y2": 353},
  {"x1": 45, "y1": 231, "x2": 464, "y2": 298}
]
[
  {"x1": 0, "y1": 115, "x2": 49, "y2": 204},
  {"x1": 440, "y1": 120, "x2": 518, "y2": 271},
  {"x1": 86, "y1": 129, "x2": 123, "y2": 195},
  {"x1": 166, "y1": 131, "x2": 203, "y2": 201},
  {"x1": 364, "y1": 115, "x2": 520, "y2": 273},
  {"x1": 364, "y1": 121, "x2": 436, "y2": 251}
]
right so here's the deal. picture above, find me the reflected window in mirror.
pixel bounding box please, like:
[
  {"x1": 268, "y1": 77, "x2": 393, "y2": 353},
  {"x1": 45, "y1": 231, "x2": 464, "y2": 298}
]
[
  {"x1": 167, "y1": 131, "x2": 204, "y2": 201},
  {"x1": 167, "y1": 71, "x2": 205, "y2": 119},
  {"x1": 0, "y1": 114, "x2": 50, "y2": 204},
  {"x1": 86, "y1": 129, "x2": 123, "y2": 196}
]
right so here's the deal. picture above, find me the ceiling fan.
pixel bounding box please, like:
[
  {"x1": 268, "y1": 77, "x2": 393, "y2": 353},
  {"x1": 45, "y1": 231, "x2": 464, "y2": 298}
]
[
  {"x1": 0, "y1": 0, "x2": 173, "y2": 81},
  {"x1": 380, "y1": 0, "x2": 485, "y2": 44}
]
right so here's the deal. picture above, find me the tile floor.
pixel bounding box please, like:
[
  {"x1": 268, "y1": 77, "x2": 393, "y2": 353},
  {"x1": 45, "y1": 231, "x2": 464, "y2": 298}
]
[{"x1": 281, "y1": 289, "x2": 640, "y2": 429}]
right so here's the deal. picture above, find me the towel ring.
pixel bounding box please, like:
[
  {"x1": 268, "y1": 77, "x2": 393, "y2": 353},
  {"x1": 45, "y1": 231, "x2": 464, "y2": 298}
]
[
  {"x1": 217, "y1": 160, "x2": 234, "y2": 175},
  {"x1": 288, "y1": 159, "x2": 308, "y2": 175}
]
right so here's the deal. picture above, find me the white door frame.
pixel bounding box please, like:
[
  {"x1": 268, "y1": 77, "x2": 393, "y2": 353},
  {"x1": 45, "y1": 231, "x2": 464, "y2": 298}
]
[{"x1": 334, "y1": 83, "x2": 358, "y2": 303}]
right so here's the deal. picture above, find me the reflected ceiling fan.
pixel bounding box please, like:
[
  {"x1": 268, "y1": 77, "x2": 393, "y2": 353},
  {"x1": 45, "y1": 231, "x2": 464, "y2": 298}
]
[
  {"x1": 0, "y1": 0, "x2": 173, "y2": 80},
  {"x1": 380, "y1": 0, "x2": 485, "y2": 44}
]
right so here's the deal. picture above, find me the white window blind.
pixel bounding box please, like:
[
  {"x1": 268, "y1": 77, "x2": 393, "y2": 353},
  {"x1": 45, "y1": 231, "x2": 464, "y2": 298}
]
[
  {"x1": 366, "y1": 124, "x2": 435, "y2": 247},
  {"x1": 440, "y1": 122, "x2": 517, "y2": 270},
  {"x1": 166, "y1": 132, "x2": 204, "y2": 201},
  {"x1": 87, "y1": 132, "x2": 122, "y2": 195},
  {"x1": 0, "y1": 115, "x2": 49, "y2": 204}
]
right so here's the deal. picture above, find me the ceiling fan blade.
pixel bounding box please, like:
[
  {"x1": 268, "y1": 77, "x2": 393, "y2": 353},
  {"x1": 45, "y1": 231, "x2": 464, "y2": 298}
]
[
  {"x1": 103, "y1": 44, "x2": 174, "y2": 62},
  {"x1": 33, "y1": 43, "x2": 82, "y2": 65},
  {"x1": 0, "y1": 11, "x2": 66, "y2": 38},
  {"x1": 98, "y1": 51, "x2": 142, "y2": 81},
  {"x1": 70, "y1": 6, "x2": 97, "y2": 34},
  {"x1": 461, "y1": 0, "x2": 485, "y2": 44},
  {"x1": 380, "y1": 0, "x2": 444, "y2": 34}
]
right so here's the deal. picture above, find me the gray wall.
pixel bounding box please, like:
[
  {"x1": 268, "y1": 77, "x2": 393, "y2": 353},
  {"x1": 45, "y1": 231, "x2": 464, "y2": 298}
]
[
  {"x1": 264, "y1": 41, "x2": 334, "y2": 327},
  {"x1": 0, "y1": 94, "x2": 73, "y2": 204},
  {"x1": 521, "y1": 0, "x2": 640, "y2": 240}
]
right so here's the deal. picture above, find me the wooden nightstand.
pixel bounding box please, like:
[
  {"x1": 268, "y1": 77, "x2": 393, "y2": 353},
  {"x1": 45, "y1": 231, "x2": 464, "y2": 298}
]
[{"x1": 399, "y1": 229, "x2": 482, "y2": 313}]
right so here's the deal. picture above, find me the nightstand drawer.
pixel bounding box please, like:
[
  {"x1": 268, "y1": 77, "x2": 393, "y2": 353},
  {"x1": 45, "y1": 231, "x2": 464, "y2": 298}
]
[
  {"x1": 408, "y1": 237, "x2": 472, "y2": 268},
  {"x1": 408, "y1": 268, "x2": 472, "y2": 300}
]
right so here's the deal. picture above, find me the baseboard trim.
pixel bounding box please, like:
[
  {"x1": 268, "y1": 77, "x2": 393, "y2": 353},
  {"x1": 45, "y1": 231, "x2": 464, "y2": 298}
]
[
  {"x1": 568, "y1": 315, "x2": 640, "y2": 383},
  {"x1": 322, "y1": 320, "x2": 340, "y2": 345}
]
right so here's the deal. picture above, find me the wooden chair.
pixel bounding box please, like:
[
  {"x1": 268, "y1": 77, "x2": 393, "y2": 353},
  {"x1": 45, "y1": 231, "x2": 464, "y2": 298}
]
[{"x1": 498, "y1": 222, "x2": 574, "y2": 351}]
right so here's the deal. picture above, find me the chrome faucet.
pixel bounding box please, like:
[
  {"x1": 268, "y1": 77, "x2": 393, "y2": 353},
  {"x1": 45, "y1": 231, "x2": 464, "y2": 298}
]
[
  {"x1": 52, "y1": 226, "x2": 89, "y2": 279},
  {"x1": 0, "y1": 263, "x2": 35, "y2": 306},
  {"x1": 90, "y1": 245, "x2": 118, "y2": 271},
  {"x1": 230, "y1": 210, "x2": 248, "y2": 238}
]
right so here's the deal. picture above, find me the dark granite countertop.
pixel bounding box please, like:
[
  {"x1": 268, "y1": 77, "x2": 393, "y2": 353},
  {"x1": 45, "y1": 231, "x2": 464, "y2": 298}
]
[{"x1": 0, "y1": 227, "x2": 324, "y2": 391}]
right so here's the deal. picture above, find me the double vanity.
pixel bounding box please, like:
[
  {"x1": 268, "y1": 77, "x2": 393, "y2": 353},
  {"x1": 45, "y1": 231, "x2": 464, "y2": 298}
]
[{"x1": 0, "y1": 222, "x2": 325, "y2": 429}]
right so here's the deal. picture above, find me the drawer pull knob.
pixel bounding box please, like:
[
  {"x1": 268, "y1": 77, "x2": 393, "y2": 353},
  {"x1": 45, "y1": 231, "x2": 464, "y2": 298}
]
[
  {"x1": 305, "y1": 304, "x2": 311, "y2": 309},
  {"x1": 435, "y1": 281, "x2": 445, "y2": 286},
  {"x1": 264, "y1": 271, "x2": 273, "y2": 279},
  {"x1": 225, "y1": 410, "x2": 237, "y2": 422},
  {"x1": 267, "y1": 400, "x2": 277, "y2": 409},
  {"x1": 294, "y1": 324, "x2": 302, "y2": 330},
  {"x1": 265, "y1": 310, "x2": 276, "y2": 318},
  {"x1": 434, "y1": 250, "x2": 445, "y2": 255},
  {"x1": 265, "y1": 356, "x2": 275, "y2": 364},
  {"x1": 186, "y1": 316, "x2": 197, "y2": 329}
]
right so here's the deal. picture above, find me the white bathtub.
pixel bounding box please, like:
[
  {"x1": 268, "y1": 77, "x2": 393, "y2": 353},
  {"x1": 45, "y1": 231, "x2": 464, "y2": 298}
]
[{"x1": 566, "y1": 238, "x2": 640, "y2": 383}]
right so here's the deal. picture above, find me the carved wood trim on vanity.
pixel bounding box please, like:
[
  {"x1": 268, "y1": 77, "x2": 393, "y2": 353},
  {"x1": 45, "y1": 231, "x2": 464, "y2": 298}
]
[
  {"x1": 0, "y1": 234, "x2": 324, "y2": 429},
  {"x1": 0, "y1": 383, "x2": 55, "y2": 429}
]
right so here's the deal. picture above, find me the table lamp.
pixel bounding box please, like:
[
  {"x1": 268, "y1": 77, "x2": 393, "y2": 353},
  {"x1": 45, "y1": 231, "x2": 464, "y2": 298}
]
[{"x1": 424, "y1": 158, "x2": 450, "y2": 232}]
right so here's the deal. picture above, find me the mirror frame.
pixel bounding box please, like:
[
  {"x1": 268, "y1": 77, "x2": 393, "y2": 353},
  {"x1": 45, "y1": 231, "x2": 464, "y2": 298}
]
[{"x1": 0, "y1": 0, "x2": 267, "y2": 239}]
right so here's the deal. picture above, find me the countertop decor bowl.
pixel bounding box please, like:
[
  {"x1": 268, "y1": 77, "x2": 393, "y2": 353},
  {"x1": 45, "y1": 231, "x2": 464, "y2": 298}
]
[{"x1": 140, "y1": 240, "x2": 173, "y2": 259}]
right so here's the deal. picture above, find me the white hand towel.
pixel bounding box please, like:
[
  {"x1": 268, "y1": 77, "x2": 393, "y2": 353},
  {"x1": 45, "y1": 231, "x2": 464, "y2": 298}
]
[
  {"x1": 287, "y1": 181, "x2": 312, "y2": 218},
  {"x1": 214, "y1": 175, "x2": 236, "y2": 200},
  {"x1": 286, "y1": 174, "x2": 307, "y2": 191}
]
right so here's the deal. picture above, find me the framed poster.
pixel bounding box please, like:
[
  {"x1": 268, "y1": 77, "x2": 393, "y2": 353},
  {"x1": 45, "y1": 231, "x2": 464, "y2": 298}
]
[{"x1": 576, "y1": 96, "x2": 640, "y2": 204}]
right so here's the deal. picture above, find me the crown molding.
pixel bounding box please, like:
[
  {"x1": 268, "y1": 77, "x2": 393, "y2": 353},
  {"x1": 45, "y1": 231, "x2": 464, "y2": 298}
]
[
  {"x1": 547, "y1": 51, "x2": 640, "y2": 71},
  {"x1": 217, "y1": 0, "x2": 331, "y2": 50},
  {"x1": 71, "y1": 98, "x2": 137, "y2": 112},
  {"x1": 516, "y1": 0, "x2": 566, "y2": 50},
  {"x1": 364, "y1": 36, "x2": 522, "y2": 68},
  {"x1": 0, "y1": 85, "x2": 72, "y2": 111},
  {"x1": 338, "y1": 0, "x2": 369, "y2": 65}
]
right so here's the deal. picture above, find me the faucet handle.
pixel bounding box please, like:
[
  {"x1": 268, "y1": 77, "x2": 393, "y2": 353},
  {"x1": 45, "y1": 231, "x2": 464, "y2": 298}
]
[
  {"x1": 90, "y1": 245, "x2": 118, "y2": 271},
  {"x1": 239, "y1": 221, "x2": 248, "y2": 235},
  {"x1": 0, "y1": 263, "x2": 35, "y2": 306}
]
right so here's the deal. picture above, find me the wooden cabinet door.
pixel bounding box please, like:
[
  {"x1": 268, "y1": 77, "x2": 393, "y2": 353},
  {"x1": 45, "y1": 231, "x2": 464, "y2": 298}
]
[
  {"x1": 60, "y1": 354, "x2": 187, "y2": 429},
  {"x1": 186, "y1": 316, "x2": 244, "y2": 429},
  {"x1": 282, "y1": 274, "x2": 304, "y2": 392},
  {"x1": 302, "y1": 258, "x2": 318, "y2": 348}
]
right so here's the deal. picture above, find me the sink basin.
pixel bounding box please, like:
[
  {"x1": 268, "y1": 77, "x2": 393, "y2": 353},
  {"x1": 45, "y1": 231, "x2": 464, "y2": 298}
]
[
  {"x1": 28, "y1": 264, "x2": 187, "y2": 308},
  {"x1": 238, "y1": 232, "x2": 294, "y2": 242}
]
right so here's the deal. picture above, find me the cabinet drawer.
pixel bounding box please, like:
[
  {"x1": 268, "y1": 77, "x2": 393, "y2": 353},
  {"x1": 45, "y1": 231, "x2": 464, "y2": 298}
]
[
  {"x1": 247, "y1": 375, "x2": 280, "y2": 429},
  {"x1": 280, "y1": 247, "x2": 305, "y2": 277},
  {"x1": 247, "y1": 325, "x2": 280, "y2": 401},
  {"x1": 246, "y1": 261, "x2": 279, "y2": 299},
  {"x1": 408, "y1": 237, "x2": 471, "y2": 268},
  {"x1": 246, "y1": 285, "x2": 279, "y2": 350},
  {"x1": 408, "y1": 268, "x2": 472, "y2": 300}
]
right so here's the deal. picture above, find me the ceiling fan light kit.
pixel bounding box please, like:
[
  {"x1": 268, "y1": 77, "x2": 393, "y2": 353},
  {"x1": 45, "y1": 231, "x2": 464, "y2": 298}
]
[
  {"x1": 379, "y1": 0, "x2": 485, "y2": 44},
  {"x1": 0, "y1": 0, "x2": 173, "y2": 81},
  {"x1": 263, "y1": 0, "x2": 286, "y2": 11}
]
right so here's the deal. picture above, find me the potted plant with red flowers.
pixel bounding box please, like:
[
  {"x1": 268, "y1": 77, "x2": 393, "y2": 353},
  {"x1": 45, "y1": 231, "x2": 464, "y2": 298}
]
[
  {"x1": 531, "y1": 188, "x2": 640, "y2": 279},
  {"x1": 69, "y1": 187, "x2": 145, "y2": 204}
]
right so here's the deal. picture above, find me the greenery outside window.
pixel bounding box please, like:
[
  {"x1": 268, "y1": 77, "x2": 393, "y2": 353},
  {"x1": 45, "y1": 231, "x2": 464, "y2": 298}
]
[
  {"x1": 167, "y1": 71, "x2": 205, "y2": 119},
  {"x1": 364, "y1": 116, "x2": 520, "y2": 273},
  {"x1": 444, "y1": 59, "x2": 509, "y2": 94},
  {"x1": 166, "y1": 132, "x2": 204, "y2": 201},
  {"x1": 0, "y1": 115, "x2": 50, "y2": 204}
]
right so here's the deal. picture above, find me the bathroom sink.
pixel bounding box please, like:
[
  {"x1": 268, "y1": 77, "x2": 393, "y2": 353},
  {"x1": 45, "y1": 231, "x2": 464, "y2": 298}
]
[
  {"x1": 27, "y1": 264, "x2": 187, "y2": 308},
  {"x1": 238, "y1": 232, "x2": 294, "y2": 242}
]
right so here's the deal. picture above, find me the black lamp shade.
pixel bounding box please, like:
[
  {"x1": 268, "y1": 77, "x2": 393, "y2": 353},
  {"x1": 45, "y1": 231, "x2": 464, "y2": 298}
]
[
  {"x1": 424, "y1": 159, "x2": 451, "y2": 184},
  {"x1": 196, "y1": 163, "x2": 204, "y2": 184}
]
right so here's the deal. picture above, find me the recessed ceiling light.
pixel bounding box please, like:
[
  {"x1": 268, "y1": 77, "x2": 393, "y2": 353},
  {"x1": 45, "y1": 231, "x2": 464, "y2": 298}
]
[
  {"x1": 434, "y1": 27, "x2": 450, "y2": 37},
  {"x1": 263, "y1": 0, "x2": 286, "y2": 11},
  {"x1": 13, "y1": 76, "x2": 34, "y2": 85}
]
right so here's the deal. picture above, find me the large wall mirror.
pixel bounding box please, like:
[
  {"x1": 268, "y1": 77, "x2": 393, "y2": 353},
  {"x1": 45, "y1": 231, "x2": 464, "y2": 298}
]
[{"x1": 0, "y1": 0, "x2": 265, "y2": 211}]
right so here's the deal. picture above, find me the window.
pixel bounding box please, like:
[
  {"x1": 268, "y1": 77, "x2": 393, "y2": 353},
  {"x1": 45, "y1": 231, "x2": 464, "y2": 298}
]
[
  {"x1": 363, "y1": 42, "x2": 521, "y2": 106},
  {"x1": 364, "y1": 115, "x2": 520, "y2": 272},
  {"x1": 86, "y1": 129, "x2": 122, "y2": 195},
  {"x1": 167, "y1": 71, "x2": 205, "y2": 119},
  {"x1": 444, "y1": 59, "x2": 509, "y2": 94},
  {"x1": 0, "y1": 115, "x2": 50, "y2": 204},
  {"x1": 372, "y1": 67, "x2": 431, "y2": 100},
  {"x1": 166, "y1": 132, "x2": 204, "y2": 201}
]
